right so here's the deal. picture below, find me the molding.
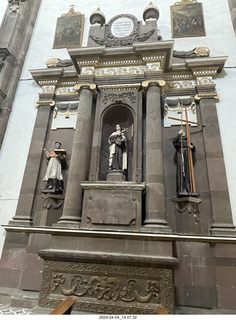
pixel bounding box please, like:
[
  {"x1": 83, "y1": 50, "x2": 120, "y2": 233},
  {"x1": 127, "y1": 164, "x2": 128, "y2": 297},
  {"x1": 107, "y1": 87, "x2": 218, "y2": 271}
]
[
  {"x1": 35, "y1": 100, "x2": 55, "y2": 107},
  {"x1": 98, "y1": 83, "x2": 141, "y2": 91},
  {"x1": 3, "y1": 226, "x2": 236, "y2": 242},
  {"x1": 81, "y1": 181, "x2": 145, "y2": 191},
  {"x1": 195, "y1": 92, "x2": 220, "y2": 100}
]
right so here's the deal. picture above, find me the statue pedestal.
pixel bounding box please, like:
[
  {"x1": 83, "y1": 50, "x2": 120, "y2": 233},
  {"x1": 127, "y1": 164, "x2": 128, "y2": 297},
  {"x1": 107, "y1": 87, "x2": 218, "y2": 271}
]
[
  {"x1": 106, "y1": 170, "x2": 126, "y2": 182},
  {"x1": 81, "y1": 181, "x2": 145, "y2": 231},
  {"x1": 171, "y1": 196, "x2": 202, "y2": 234}
]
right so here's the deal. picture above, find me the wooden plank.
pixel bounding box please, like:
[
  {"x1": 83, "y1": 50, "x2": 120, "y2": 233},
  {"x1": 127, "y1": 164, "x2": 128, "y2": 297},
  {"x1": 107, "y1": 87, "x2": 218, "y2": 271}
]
[
  {"x1": 50, "y1": 298, "x2": 76, "y2": 315},
  {"x1": 157, "y1": 307, "x2": 169, "y2": 314}
]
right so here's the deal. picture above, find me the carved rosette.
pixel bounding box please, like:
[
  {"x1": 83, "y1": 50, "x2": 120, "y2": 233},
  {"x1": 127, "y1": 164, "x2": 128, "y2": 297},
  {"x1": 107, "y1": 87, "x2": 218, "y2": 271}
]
[{"x1": 39, "y1": 260, "x2": 174, "y2": 314}]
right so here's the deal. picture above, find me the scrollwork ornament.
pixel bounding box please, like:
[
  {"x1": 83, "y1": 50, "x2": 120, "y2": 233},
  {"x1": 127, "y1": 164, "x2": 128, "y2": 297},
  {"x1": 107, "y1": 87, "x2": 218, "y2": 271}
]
[
  {"x1": 142, "y1": 80, "x2": 166, "y2": 91},
  {"x1": 194, "y1": 46, "x2": 210, "y2": 57}
]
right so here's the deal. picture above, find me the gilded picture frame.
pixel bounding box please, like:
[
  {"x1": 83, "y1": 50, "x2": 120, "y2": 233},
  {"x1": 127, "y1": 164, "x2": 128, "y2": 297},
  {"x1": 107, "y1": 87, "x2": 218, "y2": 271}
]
[
  {"x1": 171, "y1": 2, "x2": 206, "y2": 38},
  {"x1": 53, "y1": 9, "x2": 85, "y2": 49}
]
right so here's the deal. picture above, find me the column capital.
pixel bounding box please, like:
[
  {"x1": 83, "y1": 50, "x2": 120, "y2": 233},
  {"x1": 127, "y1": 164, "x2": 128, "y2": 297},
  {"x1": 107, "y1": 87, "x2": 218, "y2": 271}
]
[
  {"x1": 35, "y1": 85, "x2": 56, "y2": 107},
  {"x1": 74, "y1": 83, "x2": 97, "y2": 95},
  {"x1": 142, "y1": 79, "x2": 166, "y2": 91}
]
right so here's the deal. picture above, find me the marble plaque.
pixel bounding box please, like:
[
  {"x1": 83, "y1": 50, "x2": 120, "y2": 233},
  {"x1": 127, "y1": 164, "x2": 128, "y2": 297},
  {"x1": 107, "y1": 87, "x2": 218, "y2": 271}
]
[{"x1": 111, "y1": 17, "x2": 134, "y2": 38}]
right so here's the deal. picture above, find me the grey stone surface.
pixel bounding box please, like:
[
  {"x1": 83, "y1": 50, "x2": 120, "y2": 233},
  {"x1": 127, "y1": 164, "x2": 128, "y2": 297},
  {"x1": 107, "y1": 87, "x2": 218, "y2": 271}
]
[{"x1": 59, "y1": 86, "x2": 94, "y2": 226}]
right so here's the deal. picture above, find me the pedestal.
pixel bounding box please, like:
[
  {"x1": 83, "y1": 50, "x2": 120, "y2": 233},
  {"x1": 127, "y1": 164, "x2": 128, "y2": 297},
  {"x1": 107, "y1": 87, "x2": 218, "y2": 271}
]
[{"x1": 81, "y1": 182, "x2": 145, "y2": 231}]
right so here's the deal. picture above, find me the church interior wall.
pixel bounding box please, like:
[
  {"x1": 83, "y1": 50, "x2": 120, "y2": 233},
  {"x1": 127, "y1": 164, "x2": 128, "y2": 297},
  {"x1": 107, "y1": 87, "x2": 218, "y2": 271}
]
[{"x1": 0, "y1": 0, "x2": 236, "y2": 313}]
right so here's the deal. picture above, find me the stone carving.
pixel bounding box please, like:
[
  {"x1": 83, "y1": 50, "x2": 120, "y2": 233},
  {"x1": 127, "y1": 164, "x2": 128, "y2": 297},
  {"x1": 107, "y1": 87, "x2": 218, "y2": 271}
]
[
  {"x1": 46, "y1": 58, "x2": 73, "y2": 68},
  {"x1": 42, "y1": 142, "x2": 67, "y2": 194},
  {"x1": 171, "y1": 196, "x2": 202, "y2": 218},
  {"x1": 103, "y1": 92, "x2": 136, "y2": 105},
  {"x1": 173, "y1": 46, "x2": 210, "y2": 59},
  {"x1": 51, "y1": 273, "x2": 161, "y2": 303},
  {"x1": 90, "y1": 29, "x2": 155, "y2": 47},
  {"x1": 164, "y1": 97, "x2": 196, "y2": 115},
  {"x1": 90, "y1": 14, "x2": 155, "y2": 47},
  {"x1": 42, "y1": 194, "x2": 64, "y2": 210},
  {"x1": 108, "y1": 125, "x2": 127, "y2": 171},
  {"x1": 53, "y1": 102, "x2": 78, "y2": 119},
  {"x1": 8, "y1": 0, "x2": 27, "y2": 12},
  {"x1": 165, "y1": 81, "x2": 195, "y2": 91},
  {"x1": 196, "y1": 76, "x2": 214, "y2": 85},
  {"x1": 39, "y1": 260, "x2": 174, "y2": 314}
]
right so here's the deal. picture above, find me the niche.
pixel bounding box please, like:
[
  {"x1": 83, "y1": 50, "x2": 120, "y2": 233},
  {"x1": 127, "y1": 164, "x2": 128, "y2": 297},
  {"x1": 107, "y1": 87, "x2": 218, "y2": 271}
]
[{"x1": 99, "y1": 104, "x2": 134, "y2": 181}]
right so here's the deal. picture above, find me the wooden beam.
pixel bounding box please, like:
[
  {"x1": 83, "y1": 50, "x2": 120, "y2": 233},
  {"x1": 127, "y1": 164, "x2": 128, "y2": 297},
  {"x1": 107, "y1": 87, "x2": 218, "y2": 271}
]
[{"x1": 50, "y1": 298, "x2": 76, "y2": 315}]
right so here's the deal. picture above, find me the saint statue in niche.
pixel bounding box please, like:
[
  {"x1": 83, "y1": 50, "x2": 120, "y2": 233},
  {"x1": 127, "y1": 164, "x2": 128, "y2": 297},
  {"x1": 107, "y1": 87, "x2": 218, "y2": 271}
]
[
  {"x1": 42, "y1": 142, "x2": 66, "y2": 194},
  {"x1": 108, "y1": 124, "x2": 127, "y2": 171},
  {"x1": 173, "y1": 129, "x2": 197, "y2": 197}
]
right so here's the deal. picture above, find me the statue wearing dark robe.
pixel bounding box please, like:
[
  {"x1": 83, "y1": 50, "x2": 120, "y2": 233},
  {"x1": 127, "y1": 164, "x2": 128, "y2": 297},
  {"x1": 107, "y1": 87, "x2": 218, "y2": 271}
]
[{"x1": 173, "y1": 130, "x2": 196, "y2": 197}]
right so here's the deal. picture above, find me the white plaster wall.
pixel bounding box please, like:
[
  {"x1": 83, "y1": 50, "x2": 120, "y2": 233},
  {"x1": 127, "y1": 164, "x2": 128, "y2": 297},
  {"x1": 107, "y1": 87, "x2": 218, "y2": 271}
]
[
  {"x1": 0, "y1": 0, "x2": 236, "y2": 256},
  {"x1": 22, "y1": 0, "x2": 236, "y2": 79},
  {"x1": 0, "y1": 0, "x2": 8, "y2": 28},
  {"x1": 0, "y1": 80, "x2": 38, "y2": 255}
]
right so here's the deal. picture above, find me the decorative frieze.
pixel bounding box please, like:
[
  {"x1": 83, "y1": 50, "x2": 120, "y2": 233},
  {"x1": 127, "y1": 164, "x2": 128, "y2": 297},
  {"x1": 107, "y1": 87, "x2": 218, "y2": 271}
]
[
  {"x1": 39, "y1": 260, "x2": 174, "y2": 314},
  {"x1": 165, "y1": 80, "x2": 195, "y2": 90},
  {"x1": 55, "y1": 87, "x2": 77, "y2": 95}
]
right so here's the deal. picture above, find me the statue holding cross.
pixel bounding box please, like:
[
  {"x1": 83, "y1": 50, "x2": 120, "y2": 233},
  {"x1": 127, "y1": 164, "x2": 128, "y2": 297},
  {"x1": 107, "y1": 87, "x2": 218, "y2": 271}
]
[{"x1": 169, "y1": 109, "x2": 204, "y2": 197}]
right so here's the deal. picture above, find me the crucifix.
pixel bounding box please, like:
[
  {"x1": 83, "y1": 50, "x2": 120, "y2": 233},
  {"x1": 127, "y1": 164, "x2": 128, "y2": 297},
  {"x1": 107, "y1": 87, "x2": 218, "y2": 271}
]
[{"x1": 169, "y1": 108, "x2": 205, "y2": 197}]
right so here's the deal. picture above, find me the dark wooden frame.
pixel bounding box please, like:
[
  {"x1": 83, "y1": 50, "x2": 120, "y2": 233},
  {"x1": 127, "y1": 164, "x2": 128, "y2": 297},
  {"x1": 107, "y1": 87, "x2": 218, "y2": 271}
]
[
  {"x1": 171, "y1": 2, "x2": 206, "y2": 38},
  {"x1": 53, "y1": 13, "x2": 84, "y2": 49}
]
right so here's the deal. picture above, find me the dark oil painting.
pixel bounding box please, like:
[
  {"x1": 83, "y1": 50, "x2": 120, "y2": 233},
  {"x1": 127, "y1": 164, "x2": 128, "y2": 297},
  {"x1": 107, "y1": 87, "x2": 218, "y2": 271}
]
[
  {"x1": 53, "y1": 14, "x2": 84, "y2": 49},
  {"x1": 171, "y1": 3, "x2": 206, "y2": 38}
]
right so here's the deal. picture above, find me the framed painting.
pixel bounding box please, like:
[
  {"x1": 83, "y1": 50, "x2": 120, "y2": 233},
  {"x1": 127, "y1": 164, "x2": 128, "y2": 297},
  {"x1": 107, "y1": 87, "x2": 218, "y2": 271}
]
[
  {"x1": 53, "y1": 7, "x2": 84, "y2": 49},
  {"x1": 171, "y1": 1, "x2": 206, "y2": 38}
]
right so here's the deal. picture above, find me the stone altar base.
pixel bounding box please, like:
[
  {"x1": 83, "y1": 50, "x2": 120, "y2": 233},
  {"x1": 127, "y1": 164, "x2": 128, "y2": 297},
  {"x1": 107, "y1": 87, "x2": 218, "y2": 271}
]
[
  {"x1": 81, "y1": 182, "x2": 145, "y2": 231},
  {"x1": 38, "y1": 231, "x2": 177, "y2": 314}
]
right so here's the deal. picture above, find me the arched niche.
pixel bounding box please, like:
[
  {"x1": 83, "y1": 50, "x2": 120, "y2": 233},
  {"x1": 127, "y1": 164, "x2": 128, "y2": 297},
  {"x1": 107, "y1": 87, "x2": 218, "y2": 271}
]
[{"x1": 99, "y1": 104, "x2": 134, "y2": 181}]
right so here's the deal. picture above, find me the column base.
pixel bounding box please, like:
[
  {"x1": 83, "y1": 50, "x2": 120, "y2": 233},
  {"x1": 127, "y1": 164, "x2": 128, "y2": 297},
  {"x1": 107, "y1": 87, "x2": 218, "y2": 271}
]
[
  {"x1": 210, "y1": 223, "x2": 236, "y2": 237},
  {"x1": 142, "y1": 218, "x2": 172, "y2": 234},
  {"x1": 56, "y1": 216, "x2": 81, "y2": 229},
  {"x1": 8, "y1": 217, "x2": 33, "y2": 227}
]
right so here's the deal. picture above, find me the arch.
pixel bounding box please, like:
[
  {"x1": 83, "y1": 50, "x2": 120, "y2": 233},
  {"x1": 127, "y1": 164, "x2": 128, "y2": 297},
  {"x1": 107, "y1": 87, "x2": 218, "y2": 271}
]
[{"x1": 99, "y1": 104, "x2": 134, "y2": 181}]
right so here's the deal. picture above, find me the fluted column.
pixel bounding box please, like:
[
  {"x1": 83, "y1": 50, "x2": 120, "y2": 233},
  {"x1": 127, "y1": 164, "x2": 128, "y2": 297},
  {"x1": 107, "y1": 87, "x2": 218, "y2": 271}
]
[
  {"x1": 142, "y1": 80, "x2": 171, "y2": 233},
  {"x1": 58, "y1": 83, "x2": 96, "y2": 227}
]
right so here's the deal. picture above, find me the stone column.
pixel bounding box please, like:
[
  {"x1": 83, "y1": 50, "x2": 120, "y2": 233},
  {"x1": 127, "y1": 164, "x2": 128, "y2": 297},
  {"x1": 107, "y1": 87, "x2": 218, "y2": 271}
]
[
  {"x1": 58, "y1": 83, "x2": 96, "y2": 227},
  {"x1": 142, "y1": 80, "x2": 171, "y2": 233},
  {"x1": 196, "y1": 81, "x2": 236, "y2": 236},
  {"x1": 10, "y1": 87, "x2": 55, "y2": 225}
]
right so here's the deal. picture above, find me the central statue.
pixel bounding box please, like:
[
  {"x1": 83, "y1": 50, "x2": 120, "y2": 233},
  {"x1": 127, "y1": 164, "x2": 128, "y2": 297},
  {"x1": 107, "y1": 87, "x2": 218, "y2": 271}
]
[{"x1": 108, "y1": 124, "x2": 127, "y2": 171}]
